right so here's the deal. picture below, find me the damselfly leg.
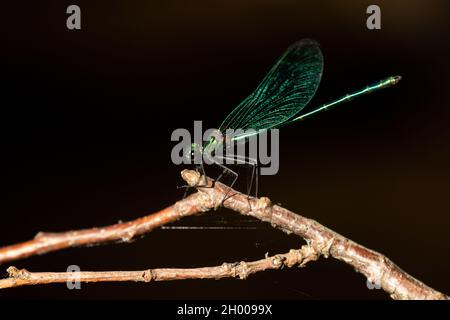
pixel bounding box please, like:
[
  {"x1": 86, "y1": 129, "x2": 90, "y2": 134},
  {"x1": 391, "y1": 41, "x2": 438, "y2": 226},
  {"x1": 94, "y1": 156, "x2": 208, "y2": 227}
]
[{"x1": 212, "y1": 154, "x2": 258, "y2": 208}]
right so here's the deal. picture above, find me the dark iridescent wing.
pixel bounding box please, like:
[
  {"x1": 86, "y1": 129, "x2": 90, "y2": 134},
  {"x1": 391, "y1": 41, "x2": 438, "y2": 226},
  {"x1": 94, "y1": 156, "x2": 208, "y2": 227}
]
[{"x1": 219, "y1": 39, "x2": 323, "y2": 135}]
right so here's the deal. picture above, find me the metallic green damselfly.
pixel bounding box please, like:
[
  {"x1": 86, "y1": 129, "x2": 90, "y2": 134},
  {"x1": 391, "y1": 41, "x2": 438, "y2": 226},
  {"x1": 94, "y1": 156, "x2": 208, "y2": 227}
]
[{"x1": 187, "y1": 39, "x2": 400, "y2": 199}]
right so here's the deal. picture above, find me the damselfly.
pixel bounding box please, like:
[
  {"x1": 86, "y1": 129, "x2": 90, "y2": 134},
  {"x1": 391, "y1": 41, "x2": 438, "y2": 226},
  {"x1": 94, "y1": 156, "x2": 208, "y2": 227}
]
[{"x1": 185, "y1": 39, "x2": 400, "y2": 201}]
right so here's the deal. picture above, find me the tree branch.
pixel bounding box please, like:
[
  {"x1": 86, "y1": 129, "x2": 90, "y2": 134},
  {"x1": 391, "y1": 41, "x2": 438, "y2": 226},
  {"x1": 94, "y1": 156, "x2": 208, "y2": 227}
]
[
  {"x1": 0, "y1": 170, "x2": 448, "y2": 299},
  {"x1": 180, "y1": 170, "x2": 448, "y2": 300},
  {"x1": 0, "y1": 191, "x2": 212, "y2": 264},
  {"x1": 0, "y1": 246, "x2": 317, "y2": 289}
]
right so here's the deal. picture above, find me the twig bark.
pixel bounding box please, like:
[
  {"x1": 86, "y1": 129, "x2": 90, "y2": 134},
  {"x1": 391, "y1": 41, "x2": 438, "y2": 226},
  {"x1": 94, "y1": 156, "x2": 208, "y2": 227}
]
[
  {"x1": 180, "y1": 171, "x2": 449, "y2": 300},
  {"x1": 0, "y1": 169, "x2": 448, "y2": 299},
  {"x1": 0, "y1": 191, "x2": 212, "y2": 264},
  {"x1": 0, "y1": 246, "x2": 317, "y2": 289}
]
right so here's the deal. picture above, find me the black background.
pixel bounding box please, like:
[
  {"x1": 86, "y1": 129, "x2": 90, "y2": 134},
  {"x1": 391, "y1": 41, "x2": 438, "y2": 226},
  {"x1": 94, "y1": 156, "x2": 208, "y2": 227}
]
[{"x1": 1, "y1": 0, "x2": 450, "y2": 299}]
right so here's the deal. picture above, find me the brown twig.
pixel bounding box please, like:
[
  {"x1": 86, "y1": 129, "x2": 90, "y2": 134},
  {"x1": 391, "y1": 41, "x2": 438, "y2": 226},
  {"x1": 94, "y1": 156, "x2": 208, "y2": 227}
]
[
  {"x1": 0, "y1": 169, "x2": 448, "y2": 299},
  {"x1": 180, "y1": 170, "x2": 449, "y2": 300},
  {"x1": 0, "y1": 246, "x2": 317, "y2": 289},
  {"x1": 0, "y1": 191, "x2": 212, "y2": 264}
]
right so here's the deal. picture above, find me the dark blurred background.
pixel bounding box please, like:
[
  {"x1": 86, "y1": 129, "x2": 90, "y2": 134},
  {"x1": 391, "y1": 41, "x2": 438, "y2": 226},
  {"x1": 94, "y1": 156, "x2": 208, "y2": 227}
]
[{"x1": 1, "y1": 0, "x2": 449, "y2": 299}]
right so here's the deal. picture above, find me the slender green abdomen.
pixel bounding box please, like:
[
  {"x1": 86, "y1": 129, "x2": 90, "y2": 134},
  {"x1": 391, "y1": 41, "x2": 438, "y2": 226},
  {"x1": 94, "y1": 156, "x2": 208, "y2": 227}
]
[{"x1": 290, "y1": 75, "x2": 401, "y2": 123}]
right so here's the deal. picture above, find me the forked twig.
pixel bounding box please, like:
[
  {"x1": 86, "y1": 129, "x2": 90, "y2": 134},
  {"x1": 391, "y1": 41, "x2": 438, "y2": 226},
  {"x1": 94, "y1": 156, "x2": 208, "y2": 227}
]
[{"x1": 0, "y1": 170, "x2": 448, "y2": 300}]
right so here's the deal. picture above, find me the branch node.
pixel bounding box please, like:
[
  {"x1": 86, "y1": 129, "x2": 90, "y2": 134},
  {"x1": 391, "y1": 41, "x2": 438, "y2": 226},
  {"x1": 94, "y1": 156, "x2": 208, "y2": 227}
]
[
  {"x1": 255, "y1": 197, "x2": 272, "y2": 214},
  {"x1": 7, "y1": 266, "x2": 30, "y2": 279},
  {"x1": 34, "y1": 232, "x2": 45, "y2": 239},
  {"x1": 272, "y1": 255, "x2": 284, "y2": 268},
  {"x1": 236, "y1": 262, "x2": 249, "y2": 279},
  {"x1": 319, "y1": 237, "x2": 335, "y2": 258},
  {"x1": 34, "y1": 231, "x2": 55, "y2": 240},
  {"x1": 120, "y1": 231, "x2": 136, "y2": 243},
  {"x1": 285, "y1": 249, "x2": 301, "y2": 267},
  {"x1": 298, "y1": 245, "x2": 320, "y2": 267},
  {"x1": 143, "y1": 270, "x2": 153, "y2": 282},
  {"x1": 181, "y1": 170, "x2": 204, "y2": 187}
]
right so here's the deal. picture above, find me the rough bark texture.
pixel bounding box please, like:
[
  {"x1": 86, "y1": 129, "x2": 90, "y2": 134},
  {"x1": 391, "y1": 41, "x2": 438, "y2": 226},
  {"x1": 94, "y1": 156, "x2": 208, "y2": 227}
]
[
  {"x1": 0, "y1": 170, "x2": 448, "y2": 300},
  {"x1": 0, "y1": 246, "x2": 317, "y2": 289}
]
